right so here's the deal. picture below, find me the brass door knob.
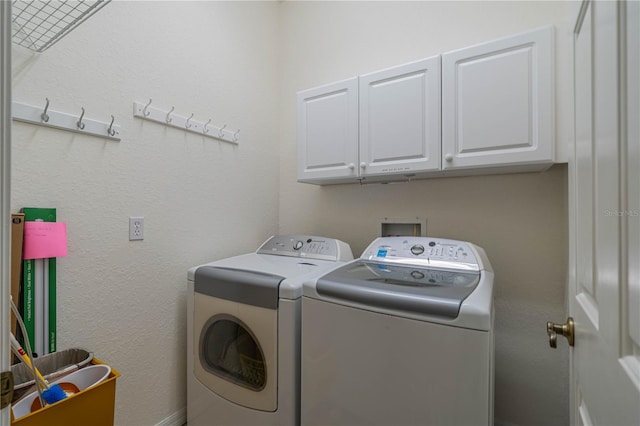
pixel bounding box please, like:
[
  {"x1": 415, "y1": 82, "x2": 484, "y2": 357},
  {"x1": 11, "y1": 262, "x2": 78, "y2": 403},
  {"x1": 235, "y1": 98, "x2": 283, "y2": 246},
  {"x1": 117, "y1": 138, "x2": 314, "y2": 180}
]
[{"x1": 547, "y1": 317, "x2": 575, "y2": 348}]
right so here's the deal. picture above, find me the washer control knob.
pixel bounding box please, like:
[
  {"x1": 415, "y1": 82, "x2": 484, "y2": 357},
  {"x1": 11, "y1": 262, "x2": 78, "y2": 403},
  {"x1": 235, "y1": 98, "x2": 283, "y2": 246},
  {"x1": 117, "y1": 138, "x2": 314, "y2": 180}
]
[
  {"x1": 293, "y1": 240, "x2": 304, "y2": 250},
  {"x1": 410, "y1": 244, "x2": 425, "y2": 255}
]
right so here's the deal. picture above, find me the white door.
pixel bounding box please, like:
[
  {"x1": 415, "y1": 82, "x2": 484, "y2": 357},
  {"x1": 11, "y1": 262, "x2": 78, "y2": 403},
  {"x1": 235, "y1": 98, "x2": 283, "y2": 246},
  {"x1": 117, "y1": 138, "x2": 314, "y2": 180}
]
[
  {"x1": 441, "y1": 26, "x2": 554, "y2": 171},
  {"x1": 359, "y1": 56, "x2": 441, "y2": 178},
  {"x1": 564, "y1": 1, "x2": 640, "y2": 424},
  {"x1": 297, "y1": 78, "x2": 359, "y2": 183}
]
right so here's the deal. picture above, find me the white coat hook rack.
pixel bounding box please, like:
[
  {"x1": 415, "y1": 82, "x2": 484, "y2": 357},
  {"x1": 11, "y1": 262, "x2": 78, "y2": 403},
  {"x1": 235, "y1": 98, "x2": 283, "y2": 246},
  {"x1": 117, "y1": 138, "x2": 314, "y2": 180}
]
[
  {"x1": 11, "y1": 99, "x2": 122, "y2": 141},
  {"x1": 132, "y1": 100, "x2": 239, "y2": 145}
]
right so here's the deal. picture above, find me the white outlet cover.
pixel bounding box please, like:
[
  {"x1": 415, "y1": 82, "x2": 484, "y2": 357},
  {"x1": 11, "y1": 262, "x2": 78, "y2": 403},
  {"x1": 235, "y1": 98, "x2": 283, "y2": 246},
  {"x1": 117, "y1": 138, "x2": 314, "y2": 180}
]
[{"x1": 129, "y1": 216, "x2": 144, "y2": 240}]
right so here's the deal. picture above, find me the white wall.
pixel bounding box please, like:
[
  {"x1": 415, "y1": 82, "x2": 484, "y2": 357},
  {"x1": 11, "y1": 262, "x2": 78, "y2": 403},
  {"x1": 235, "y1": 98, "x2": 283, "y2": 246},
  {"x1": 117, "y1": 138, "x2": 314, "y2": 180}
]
[
  {"x1": 9, "y1": 1, "x2": 574, "y2": 425},
  {"x1": 278, "y1": 1, "x2": 572, "y2": 425},
  {"x1": 11, "y1": 2, "x2": 280, "y2": 424}
]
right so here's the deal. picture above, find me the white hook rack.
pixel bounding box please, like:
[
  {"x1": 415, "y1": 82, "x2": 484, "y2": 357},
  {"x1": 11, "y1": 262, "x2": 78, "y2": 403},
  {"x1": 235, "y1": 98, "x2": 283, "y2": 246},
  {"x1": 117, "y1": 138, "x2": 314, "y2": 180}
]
[
  {"x1": 132, "y1": 100, "x2": 239, "y2": 145},
  {"x1": 12, "y1": 100, "x2": 122, "y2": 141}
]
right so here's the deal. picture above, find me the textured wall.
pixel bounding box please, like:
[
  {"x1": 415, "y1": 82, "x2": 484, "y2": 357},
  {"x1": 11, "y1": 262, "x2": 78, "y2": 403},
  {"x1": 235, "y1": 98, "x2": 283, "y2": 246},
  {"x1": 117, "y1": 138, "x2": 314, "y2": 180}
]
[
  {"x1": 11, "y1": 2, "x2": 280, "y2": 424},
  {"x1": 278, "y1": 2, "x2": 572, "y2": 425},
  {"x1": 9, "y1": 1, "x2": 574, "y2": 424}
]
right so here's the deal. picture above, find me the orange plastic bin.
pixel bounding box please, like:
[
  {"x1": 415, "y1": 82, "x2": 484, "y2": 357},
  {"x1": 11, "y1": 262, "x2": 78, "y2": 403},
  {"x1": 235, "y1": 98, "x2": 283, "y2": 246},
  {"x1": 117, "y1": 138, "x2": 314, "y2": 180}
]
[{"x1": 11, "y1": 359, "x2": 120, "y2": 426}]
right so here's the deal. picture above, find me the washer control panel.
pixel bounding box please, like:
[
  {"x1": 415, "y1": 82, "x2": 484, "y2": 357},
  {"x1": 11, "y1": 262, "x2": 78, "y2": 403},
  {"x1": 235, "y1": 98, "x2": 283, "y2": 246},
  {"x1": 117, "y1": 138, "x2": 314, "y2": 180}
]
[
  {"x1": 362, "y1": 236, "x2": 480, "y2": 271},
  {"x1": 257, "y1": 235, "x2": 353, "y2": 261}
]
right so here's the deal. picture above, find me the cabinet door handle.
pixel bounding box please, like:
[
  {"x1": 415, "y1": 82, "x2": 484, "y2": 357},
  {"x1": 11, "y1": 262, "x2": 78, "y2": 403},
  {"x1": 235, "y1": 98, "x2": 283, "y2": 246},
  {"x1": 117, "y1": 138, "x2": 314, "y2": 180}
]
[
  {"x1": 348, "y1": 163, "x2": 355, "y2": 170},
  {"x1": 360, "y1": 162, "x2": 366, "y2": 169},
  {"x1": 445, "y1": 154, "x2": 453, "y2": 162}
]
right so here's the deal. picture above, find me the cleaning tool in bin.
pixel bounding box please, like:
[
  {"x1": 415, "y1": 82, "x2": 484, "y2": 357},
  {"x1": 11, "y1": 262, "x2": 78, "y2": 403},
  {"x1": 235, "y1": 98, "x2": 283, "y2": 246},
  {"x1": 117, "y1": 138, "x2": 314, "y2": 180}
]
[
  {"x1": 8, "y1": 281, "x2": 119, "y2": 424},
  {"x1": 12, "y1": 364, "x2": 112, "y2": 421},
  {"x1": 10, "y1": 334, "x2": 68, "y2": 406},
  {"x1": 9, "y1": 296, "x2": 67, "y2": 408},
  {"x1": 10, "y1": 348, "x2": 93, "y2": 402}
]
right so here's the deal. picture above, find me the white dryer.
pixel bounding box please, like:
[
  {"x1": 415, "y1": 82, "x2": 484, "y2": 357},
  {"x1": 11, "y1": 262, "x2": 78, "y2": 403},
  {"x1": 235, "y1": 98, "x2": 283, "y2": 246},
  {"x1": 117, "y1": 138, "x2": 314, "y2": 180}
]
[
  {"x1": 187, "y1": 235, "x2": 353, "y2": 425},
  {"x1": 302, "y1": 236, "x2": 495, "y2": 425}
]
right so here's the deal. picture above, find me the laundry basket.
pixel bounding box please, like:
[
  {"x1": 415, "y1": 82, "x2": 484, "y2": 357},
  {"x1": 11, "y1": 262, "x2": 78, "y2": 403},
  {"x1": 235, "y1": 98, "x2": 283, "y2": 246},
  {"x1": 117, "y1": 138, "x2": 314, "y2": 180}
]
[{"x1": 11, "y1": 358, "x2": 120, "y2": 426}]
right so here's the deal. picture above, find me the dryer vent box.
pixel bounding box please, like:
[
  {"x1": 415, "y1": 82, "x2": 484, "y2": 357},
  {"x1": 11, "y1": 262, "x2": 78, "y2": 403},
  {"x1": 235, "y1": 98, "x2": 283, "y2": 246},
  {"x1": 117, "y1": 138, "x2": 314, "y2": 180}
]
[{"x1": 378, "y1": 217, "x2": 426, "y2": 237}]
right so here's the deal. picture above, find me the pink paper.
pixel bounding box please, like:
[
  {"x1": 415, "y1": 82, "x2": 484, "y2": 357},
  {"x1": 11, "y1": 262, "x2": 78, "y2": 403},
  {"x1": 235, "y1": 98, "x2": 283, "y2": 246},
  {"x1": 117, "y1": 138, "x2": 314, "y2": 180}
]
[{"x1": 23, "y1": 221, "x2": 68, "y2": 260}]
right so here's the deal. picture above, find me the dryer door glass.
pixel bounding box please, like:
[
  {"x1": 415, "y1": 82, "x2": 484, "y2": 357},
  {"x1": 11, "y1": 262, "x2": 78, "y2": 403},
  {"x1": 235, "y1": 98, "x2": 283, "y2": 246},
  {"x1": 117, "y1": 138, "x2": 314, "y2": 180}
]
[{"x1": 200, "y1": 314, "x2": 266, "y2": 391}]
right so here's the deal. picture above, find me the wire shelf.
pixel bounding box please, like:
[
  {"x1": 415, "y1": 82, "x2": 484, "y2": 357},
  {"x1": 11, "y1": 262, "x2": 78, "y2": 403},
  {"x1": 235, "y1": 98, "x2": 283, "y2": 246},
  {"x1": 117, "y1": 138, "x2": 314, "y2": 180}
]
[{"x1": 12, "y1": 0, "x2": 111, "y2": 53}]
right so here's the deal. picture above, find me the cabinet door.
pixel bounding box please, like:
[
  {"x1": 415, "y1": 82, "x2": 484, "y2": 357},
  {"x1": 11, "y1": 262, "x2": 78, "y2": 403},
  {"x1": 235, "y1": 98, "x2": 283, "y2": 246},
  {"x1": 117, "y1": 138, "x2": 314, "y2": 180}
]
[
  {"x1": 442, "y1": 26, "x2": 554, "y2": 171},
  {"x1": 297, "y1": 78, "x2": 359, "y2": 183},
  {"x1": 359, "y1": 56, "x2": 441, "y2": 178}
]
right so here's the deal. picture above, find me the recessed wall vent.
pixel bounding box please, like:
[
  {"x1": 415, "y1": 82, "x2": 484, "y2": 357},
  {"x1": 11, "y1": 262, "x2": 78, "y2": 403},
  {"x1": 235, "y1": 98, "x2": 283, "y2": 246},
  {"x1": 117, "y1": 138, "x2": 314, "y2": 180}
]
[{"x1": 378, "y1": 217, "x2": 427, "y2": 237}]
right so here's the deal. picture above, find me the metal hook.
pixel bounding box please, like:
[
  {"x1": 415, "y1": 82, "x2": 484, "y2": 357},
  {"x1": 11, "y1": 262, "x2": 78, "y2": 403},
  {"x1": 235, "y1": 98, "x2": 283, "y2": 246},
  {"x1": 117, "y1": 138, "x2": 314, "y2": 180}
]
[
  {"x1": 41, "y1": 98, "x2": 50, "y2": 122},
  {"x1": 185, "y1": 113, "x2": 194, "y2": 129},
  {"x1": 143, "y1": 98, "x2": 152, "y2": 117},
  {"x1": 76, "y1": 107, "x2": 86, "y2": 130},
  {"x1": 203, "y1": 119, "x2": 211, "y2": 134},
  {"x1": 166, "y1": 106, "x2": 174, "y2": 124},
  {"x1": 108, "y1": 115, "x2": 116, "y2": 136},
  {"x1": 218, "y1": 123, "x2": 227, "y2": 138},
  {"x1": 233, "y1": 129, "x2": 240, "y2": 142}
]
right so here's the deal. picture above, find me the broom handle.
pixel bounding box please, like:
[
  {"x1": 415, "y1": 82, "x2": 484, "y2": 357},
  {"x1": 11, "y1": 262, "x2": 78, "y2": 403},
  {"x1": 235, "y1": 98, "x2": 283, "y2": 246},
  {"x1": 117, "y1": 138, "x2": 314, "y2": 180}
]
[{"x1": 10, "y1": 333, "x2": 49, "y2": 390}]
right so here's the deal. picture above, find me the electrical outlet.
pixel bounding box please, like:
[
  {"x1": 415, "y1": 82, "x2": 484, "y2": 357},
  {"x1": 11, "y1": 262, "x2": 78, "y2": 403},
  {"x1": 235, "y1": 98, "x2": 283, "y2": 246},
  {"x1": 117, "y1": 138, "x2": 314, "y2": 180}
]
[{"x1": 129, "y1": 217, "x2": 144, "y2": 241}]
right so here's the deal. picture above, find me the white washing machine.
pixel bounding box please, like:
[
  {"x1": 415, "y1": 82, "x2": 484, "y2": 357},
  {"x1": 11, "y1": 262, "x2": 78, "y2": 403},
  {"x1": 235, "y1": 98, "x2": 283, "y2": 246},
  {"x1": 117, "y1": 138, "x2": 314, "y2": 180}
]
[
  {"x1": 302, "y1": 236, "x2": 495, "y2": 426},
  {"x1": 187, "y1": 235, "x2": 353, "y2": 425}
]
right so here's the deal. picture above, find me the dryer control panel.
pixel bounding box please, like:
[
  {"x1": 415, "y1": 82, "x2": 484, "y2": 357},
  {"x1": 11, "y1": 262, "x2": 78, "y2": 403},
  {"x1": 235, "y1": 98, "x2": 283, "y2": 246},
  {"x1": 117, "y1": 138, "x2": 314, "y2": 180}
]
[
  {"x1": 257, "y1": 235, "x2": 353, "y2": 262},
  {"x1": 362, "y1": 236, "x2": 480, "y2": 271}
]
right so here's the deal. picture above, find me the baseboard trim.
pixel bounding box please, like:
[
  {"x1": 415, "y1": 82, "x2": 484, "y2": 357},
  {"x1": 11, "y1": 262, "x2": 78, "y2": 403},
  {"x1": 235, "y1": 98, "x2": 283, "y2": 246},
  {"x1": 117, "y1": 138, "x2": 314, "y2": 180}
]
[{"x1": 156, "y1": 407, "x2": 187, "y2": 426}]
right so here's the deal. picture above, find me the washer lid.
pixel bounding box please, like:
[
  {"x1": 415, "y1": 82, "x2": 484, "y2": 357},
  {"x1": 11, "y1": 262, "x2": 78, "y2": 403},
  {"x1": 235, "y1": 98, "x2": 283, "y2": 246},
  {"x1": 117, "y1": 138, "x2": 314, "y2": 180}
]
[{"x1": 315, "y1": 261, "x2": 480, "y2": 319}]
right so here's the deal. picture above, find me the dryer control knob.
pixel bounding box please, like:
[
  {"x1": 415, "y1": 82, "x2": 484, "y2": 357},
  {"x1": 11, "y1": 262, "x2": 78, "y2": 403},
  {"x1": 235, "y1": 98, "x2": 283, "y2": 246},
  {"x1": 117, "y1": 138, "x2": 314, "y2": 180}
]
[
  {"x1": 293, "y1": 240, "x2": 304, "y2": 250},
  {"x1": 410, "y1": 244, "x2": 425, "y2": 255}
]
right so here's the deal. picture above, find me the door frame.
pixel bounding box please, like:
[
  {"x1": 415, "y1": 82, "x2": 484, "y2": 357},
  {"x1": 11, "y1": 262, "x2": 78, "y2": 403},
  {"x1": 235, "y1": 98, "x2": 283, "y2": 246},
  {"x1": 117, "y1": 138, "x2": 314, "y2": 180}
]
[{"x1": 1, "y1": 1, "x2": 12, "y2": 425}]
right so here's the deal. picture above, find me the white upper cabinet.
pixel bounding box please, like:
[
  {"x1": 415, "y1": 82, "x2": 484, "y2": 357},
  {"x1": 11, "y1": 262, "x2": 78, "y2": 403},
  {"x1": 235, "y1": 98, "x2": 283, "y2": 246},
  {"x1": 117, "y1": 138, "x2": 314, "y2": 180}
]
[
  {"x1": 297, "y1": 26, "x2": 556, "y2": 185},
  {"x1": 297, "y1": 57, "x2": 440, "y2": 184},
  {"x1": 297, "y1": 78, "x2": 359, "y2": 183},
  {"x1": 359, "y1": 56, "x2": 441, "y2": 180},
  {"x1": 442, "y1": 26, "x2": 554, "y2": 171}
]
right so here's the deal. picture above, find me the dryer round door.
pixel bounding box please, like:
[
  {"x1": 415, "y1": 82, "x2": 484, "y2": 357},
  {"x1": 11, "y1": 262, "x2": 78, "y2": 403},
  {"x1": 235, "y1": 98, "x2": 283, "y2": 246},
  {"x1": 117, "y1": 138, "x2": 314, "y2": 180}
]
[{"x1": 194, "y1": 293, "x2": 278, "y2": 412}]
